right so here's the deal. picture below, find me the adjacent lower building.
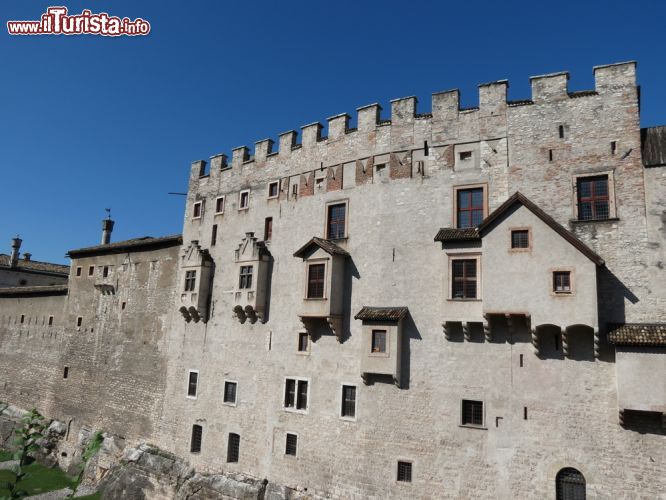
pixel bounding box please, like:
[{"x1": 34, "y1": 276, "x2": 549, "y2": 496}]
[{"x1": 1, "y1": 61, "x2": 665, "y2": 498}]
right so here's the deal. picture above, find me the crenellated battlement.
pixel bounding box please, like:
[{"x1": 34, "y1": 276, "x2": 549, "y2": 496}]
[{"x1": 189, "y1": 61, "x2": 637, "y2": 181}]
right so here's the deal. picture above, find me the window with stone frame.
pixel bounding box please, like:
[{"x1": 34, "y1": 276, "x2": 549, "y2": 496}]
[
  {"x1": 215, "y1": 196, "x2": 225, "y2": 214},
  {"x1": 297, "y1": 332, "x2": 309, "y2": 352},
  {"x1": 184, "y1": 270, "x2": 197, "y2": 292},
  {"x1": 306, "y1": 263, "x2": 325, "y2": 298},
  {"x1": 223, "y1": 381, "x2": 237, "y2": 404},
  {"x1": 284, "y1": 378, "x2": 308, "y2": 411},
  {"x1": 327, "y1": 202, "x2": 347, "y2": 240},
  {"x1": 341, "y1": 385, "x2": 356, "y2": 418},
  {"x1": 511, "y1": 229, "x2": 530, "y2": 249},
  {"x1": 461, "y1": 399, "x2": 484, "y2": 427},
  {"x1": 371, "y1": 330, "x2": 387, "y2": 353},
  {"x1": 556, "y1": 468, "x2": 586, "y2": 500},
  {"x1": 268, "y1": 181, "x2": 279, "y2": 199},
  {"x1": 285, "y1": 433, "x2": 298, "y2": 456},
  {"x1": 239, "y1": 190, "x2": 250, "y2": 210},
  {"x1": 238, "y1": 265, "x2": 253, "y2": 289},
  {"x1": 456, "y1": 187, "x2": 484, "y2": 228},
  {"x1": 576, "y1": 175, "x2": 610, "y2": 221},
  {"x1": 553, "y1": 271, "x2": 571, "y2": 293},
  {"x1": 451, "y1": 259, "x2": 478, "y2": 299},
  {"x1": 192, "y1": 201, "x2": 203, "y2": 219}
]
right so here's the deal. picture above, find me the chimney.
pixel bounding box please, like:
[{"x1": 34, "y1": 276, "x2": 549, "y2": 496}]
[
  {"x1": 23, "y1": 253, "x2": 32, "y2": 261},
  {"x1": 10, "y1": 236, "x2": 22, "y2": 267},
  {"x1": 101, "y1": 217, "x2": 115, "y2": 245}
]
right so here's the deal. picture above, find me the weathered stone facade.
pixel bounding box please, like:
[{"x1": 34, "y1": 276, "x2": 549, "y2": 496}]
[{"x1": 1, "y1": 61, "x2": 665, "y2": 499}]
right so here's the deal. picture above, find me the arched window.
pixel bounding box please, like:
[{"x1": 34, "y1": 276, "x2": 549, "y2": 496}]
[{"x1": 556, "y1": 467, "x2": 586, "y2": 500}]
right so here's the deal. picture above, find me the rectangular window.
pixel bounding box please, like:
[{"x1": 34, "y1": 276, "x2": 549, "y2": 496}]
[
  {"x1": 461, "y1": 399, "x2": 484, "y2": 426},
  {"x1": 611, "y1": 141, "x2": 617, "y2": 155},
  {"x1": 48, "y1": 316, "x2": 54, "y2": 326},
  {"x1": 239, "y1": 190, "x2": 250, "y2": 210},
  {"x1": 190, "y1": 424, "x2": 202, "y2": 453},
  {"x1": 268, "y1": 181, "x2": 279, "y2": 198},
  {"x1": 103, "y1": 266, "x2": 109, "y2": 278},
  {"x1": 456, "y1": 187, "x2": 484, "y2": 228},
  {"x1": 451, "y1": 259, "x2": 477, "y2": 299},
  {"x1": 284, "y1": 378, "x2": 308, "y2": 411},
  {"x1": 187, "y1": 371, "x2": 198, "y2": 398},
  {"x1": 20, "y1": 314, "x2": 25, "y2": 324},
  {"x1": 511, "y1": 230, "x2": 530, "y2": 249},
  {"x1": 285, "y1": 433, "x2": 298, "y2": 456},
  {"x1": 63, "y1": 366, "x2": 69, "y2": 379},
  {"x1": 88, "y1": 266, "x2": 94, "y2": 276},
  {"x1": 215, "y1": 196, "x2": 225, "y2": 214},
  {"x1": 327, "y1": 202, "x2": 347, "y2": 240},
  {"x1": 224, "y1": 381, "x2": 237, "y2": 404},
  {"x1": 306, "y1": 263, "x2": 325, "y2": 298},
  {"x1": 341, "y1": 385, "x2": 356, "y2": 418},
  {"x1": 264, "y1": 217, "x2": 273, "y2": 241},
  {"x1": 397, "y1": 461, "x2": 412, "y2": 483},
  {"x1": 76, "y1": 267, "x2": 82, "y2": 277},
  {"x1": 239, "y1": 266, "x2": 253, "y2": 289},
  {"x1": 211, "y1": 224, "x2": 218, "y2": 246},
  {"x1": 577, "y1": 175, "x2": 609, "y2": 221},
  {"x1": 371, "y1": 330, "x2": 387, "y2": 353},
  {"x1": 227, "y1": 433, "x2": 240, "y2": 463},
  {"x1": 76, "y1": 317, "x2": 82, "y2": 327},
  {"x1": 297, "y1": 332, "x2": 309, "y2": 352},
  {"x1": 192, "y1": 201, "x2": 203, "y2": 219},
  {"x1": 559, "y1": 125, "x2": 565, "y2": 139},
  {"x1": 553, "y1": 271, "x2": 571, "y2": 293},
  {"x1": 459, "y1": 151, "x2": 472, "y2": 161},
  {"x1": 184, "y1": 270, "x2": 197, "y2": 292}
]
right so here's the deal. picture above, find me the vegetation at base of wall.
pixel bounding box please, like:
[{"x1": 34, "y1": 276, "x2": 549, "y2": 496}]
[
  {"x1": 0, "y1": 408, "x2": 49, "y2": 498},
  {"x1": 67, "y1": 430, "x2": 104, "y2": 499},
  {"x1": 0, "y1": 462, "x2": 75, "y2": 497},
  {"x1": 0, "y1": 451, "x2": 13, "y2": 462},
  {"x1": 74, "y1": 492, "x2": 102, "y2": 500}
]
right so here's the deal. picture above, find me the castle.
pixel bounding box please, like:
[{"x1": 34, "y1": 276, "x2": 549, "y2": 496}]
[{"x1": 0, "y1": 61, "x2": 664, "y2": 499}]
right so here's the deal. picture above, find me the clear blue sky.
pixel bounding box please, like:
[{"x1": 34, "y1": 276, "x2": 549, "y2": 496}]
[{"x1": 2, "y1": 0, "x2": 664, "y2": 264}]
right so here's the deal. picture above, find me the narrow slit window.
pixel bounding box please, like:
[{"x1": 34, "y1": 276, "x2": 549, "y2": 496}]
[
  {"x1": 211, "y1": 224, "x2": 218, "y2": 246},
  {"x1": 88, "y1": 266, "x2": 94, "y2": 277},
  {"x1": 297, "y1": 332, "x2": 309, "y2": 352},
  {"x1": 190, "y1": 425, "x2": 202, "y2": 453},
  {"x1": 611, "y1": 141, "x2": 617, "y2": 155},
  {"x1": 103, "y1": 266, "x2": 109, "y2": 278},
  {"x1": 341, "y1": 385, "x2": 356, "y2": 418},
  {"x1": 48, "y1": 316, "x2": 54, "y2": 326},
  {"x1": 20, "y1": 314, "x2": 25, "y2": 324},
  {"x1": 187, "y1": 371, "x2": 198, "y2": 398},
  {"x1": 264, "y1": 217, "x2": 273, "y2": 241},
  {"x1": 284, "y1": 379, "x2": 296, "y2": 408},
  {"x1": 76, "y1": 317, "x2": 82, "y2": 327},
  {"x1": 76, "y1": 267, "x2": 82, "y2": 277},
  {"x1": 63, "y1": 366, "x2": 69, "y2": 379},
  {"x1": 549, "y1": 149, "x2": 553, "y2": 162},
  {"x1": 559, "y1": 125, "x2": 565, "y2": 139}
]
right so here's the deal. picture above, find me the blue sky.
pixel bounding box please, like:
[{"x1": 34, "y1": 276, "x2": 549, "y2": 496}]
[{"x1": 2, "y1": 0, "x2": 664, "y2": 264}]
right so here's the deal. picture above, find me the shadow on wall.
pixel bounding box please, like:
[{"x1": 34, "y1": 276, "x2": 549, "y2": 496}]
[
  {"x1": 340, "y1": 257, "x2": 361, "y2": 344},
  {"x1": 263, "y1": 258, "x2": 274, "y2": 323},
  {"x1": 597, "y1": 266, "x2": 639, "y2": 363},
  {"x1": 399, "y1": 311, "x2": 422, "y2": 390}
]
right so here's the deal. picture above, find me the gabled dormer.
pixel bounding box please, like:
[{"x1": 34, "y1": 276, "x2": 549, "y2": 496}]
[
  {"x1": 233, "y1": 232, "x2": 271, "y2": 324},
  {"x1": 293, "y1": 237, "x2": 349, "y2": 341},
  {"x1": 178, "y1": 240, "x2": 214, "y2": 323}
]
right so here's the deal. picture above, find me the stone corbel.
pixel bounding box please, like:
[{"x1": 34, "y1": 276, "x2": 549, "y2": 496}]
[
  {"x1": 483, "y1": 314, "x2": 492, "y2": 342},
  {"x1": 561, "y1": 327, "x2": 569, "y2": 357},
  {"x1": 326, "y1": 315, "x2": 343, "y2": 343}
]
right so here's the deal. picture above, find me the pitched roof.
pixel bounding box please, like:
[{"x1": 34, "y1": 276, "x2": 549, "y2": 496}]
[
  {"x1": 293, "y1": 237, "x2": 350, "y2": 258},
  {"x1": 434, "y1": 228, "x2": 480, "y2": 242},
  {"x1": 67, "y1": 234, "x2": 182, "y2": 258},
  {"x1": 641, "y1": 126, "x2": 666, "y2": 167},
  {"x1": 608, "y1": 324, "x2": 666, "y2": 347},
  {"x1": 0, "y1": 284, "x2": 68, "y2": 296},
  {"x1": 477, "y1": 192, "x2": 605, "y2": 266},
  {"x1": 354, "y1": 306, "x2": 409, "y2": 322},
  {"x1": 0, "y1": 254, "x2": 69, "y2": 276}
]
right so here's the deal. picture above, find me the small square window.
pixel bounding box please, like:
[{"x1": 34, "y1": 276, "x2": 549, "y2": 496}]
[
  {"x1": 553, "y1": 271, "x2": 571, "y2": 293},
  {"x1": 215, "y1": 196, "x2": 225, "y2": 214},
  {"x1": 285, "y1": 433, "x2": 298, "y2": 456},
  {"x1": 192, "y1": 201, "x2": 203, "y2": 219},
  {"x1": 88, "y1": 266, "x2": 95, "y2": 277},
  {"x1": 461, "y1": 399, "x2": 484, "y2": 426},
  {"x1": 76, "y1": 267, "x2": 82, "y2": 277},
  {"x1": 227, "y1": 433, "x2": 240, "y2": 462},
  {"x1": 224, "y1": 381, "x2": 237, "y2": 404},
  {"x1": 268, "y1": 181, "x2": 279, "y2": 198},
  {"x1": 397, "y1": 461, "x2": 412, "y2": 482},
  {"x1": 239, "y1": 190, "x2": 250, "y2": 210},
  {"x1": 511, "y1": 230, "x2": 530, "y2": 249},
  {"x1": 187, "y1": 371, "x2": 198, "y2": 398},
  {"x1": 190, "y1": 424, "x2": 202, "y2": 453},
  {"x1": 371, "y1": 330, "x2": 387, "y2": 353},
  {"x1": 297, "y1": 332, "x2": 309, "y2": 352},
  {"x1": 459, "y1": 151, "x2": 472, "y2": 161}
]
